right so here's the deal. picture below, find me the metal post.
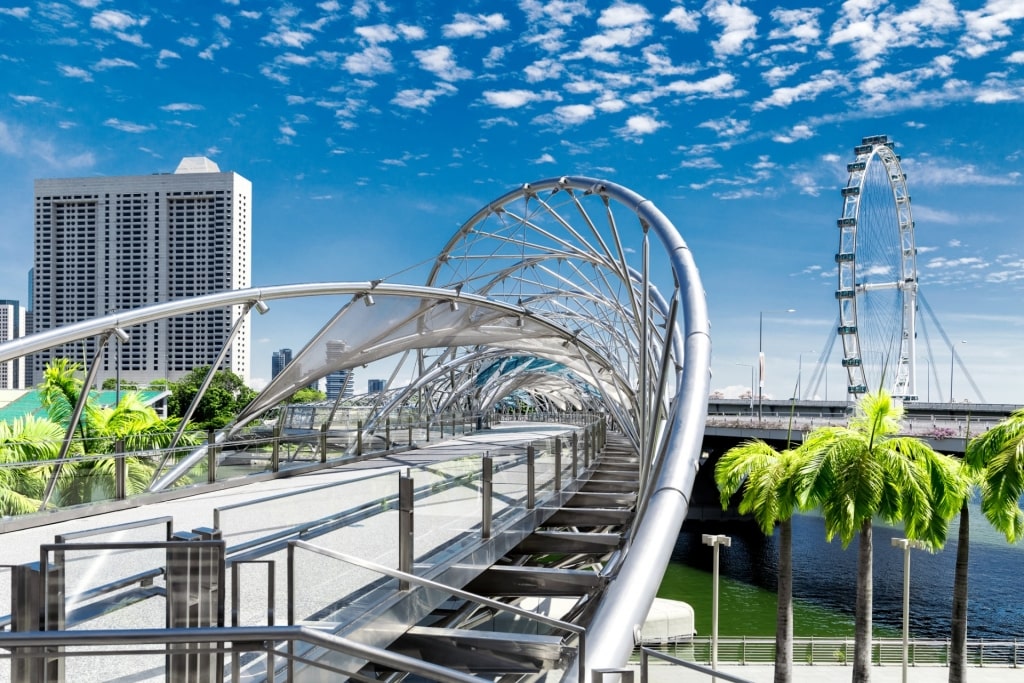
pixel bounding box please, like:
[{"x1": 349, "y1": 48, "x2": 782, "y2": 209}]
[
  {"x1": 11, "y1": 562, "x2": 62, "y2": 682},
  {"x1": 357, "y1": 420, "x2": 363, "y2": 456},
  {"x1": 319, "y1": 423, "x2": 328, "y2": 463},
  {"x1": 482, "y1": 455, "x2": 493, "y2": 539},
  {"x1": 39, "y1": 331, "x2": 115, "y2": 510},
  {"x1": 385, "y1": 418, "x2": 391, "y2": 449},
  {"x1": 554, "y1": 437, "x2": 562, "y2": 491},
  {"x1": 207, "y1": 429, "x2": 217, "y2": 484},
  {"x1": 572, "y1": 432, "x2": 579, "y2": 480},
  {"x1": 527, "y1": 446, "x2": 536, "y2": 509},
  {"x1": 893, "y1": 537, "x2": 925, "y2": 683},
  {"x1": 271, "y1": 426, "x2": 280, "y2": 472},
  {"x1": 114, "y1": 439, "x2": 126, "y2": 500},
  {"x1": 702, "y1": 534, "x2": 731, "y2": 673},
  {"x1": 399, "y1": 473, "x2": 414, "y2": 590}
]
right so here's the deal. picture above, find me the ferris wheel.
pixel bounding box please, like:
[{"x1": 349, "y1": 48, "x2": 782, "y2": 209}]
[{"x1": 835, "y1": 134, "x2": 919, "y2": 400}]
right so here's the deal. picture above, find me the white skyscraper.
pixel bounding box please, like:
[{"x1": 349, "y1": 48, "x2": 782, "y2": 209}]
[
  {"x1": 32, "y1": 157, "x2": 253, "y2": 385},
  {"x1": 0, "y1": 300, "x2": 26, "y2": 389}
]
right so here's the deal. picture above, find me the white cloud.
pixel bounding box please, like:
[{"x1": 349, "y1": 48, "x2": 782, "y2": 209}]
[
  {"x1": 762, "y1": 63, "x2": 803, "y2": 87},
  {"x1": 961, "y1": 0, "x2": 1024, "y2": 58},
  {"x1": 773, "y1": 124, "x2": 815, "y2": 143},
  {"x1": 704, "y1": 0, "x2": 759, "y2": 57},
  {"x1": 622, "y1": 114, "x2": 663, "y2": 136},
  {"x1": 413, "y1": 45, "x2": 472, "y2": 81},
  {"x1": 902, "y1": 158, "x2": 1020, "y2": 186},
  {"x1": 666, "y1": 72, "x2": 737, "y2": 95},
  {"x1": 397, "y1": 23, "x2": 426, "y2": 40},
  {"x1": 699, "y1": 116, "x2": 749, "y2": 137},
  {"x1": 768, "y1": 7, "x2": 822, "y2": 47},
  {"x1": 663, "y1": 6, "x2": 699, "y2": 32},
  {"x1": 754, "y1": 71, "x2": 842, "y2": 110},
  {"x1": 534, "y1": 153, "x2": 556, "y2": 164},
  {"x1": 442, "y1": 12, "x2": 508, "y2": 38},
  {"x1": 104, "y1": 118, "x2": 155, "y2": 133},
  {"x1": 156, "y1": 49, "x2": 180, "y2": 68},
  {"x1": 0, "y1": 7, "x2": 29, "y2": 19},
  {"x1": 518, "y1": 0, "x2": 590, "y2": 27},
  {"x1": 10, "y1": 94, "x2": 42, "y2": 105},
  {"x1": 391, "y1": 83, "x2": 457, "y2": 110},
  {"x1": 830, "y1": 0, "x2": 960, "y2": 65},
  {"x1": 524, "y1": 58, "x2": 566, "y2": 83},
  {"x1": 161, "y1": 103, "x2": 204, "y2": 112},
  {"x1": 94, "y1": 57, "x2": 137, "y2": 70},
  {"x1": 482, "y1": 89, "x2": 549, "y2": 109},
  {"x1": 555, "y1": 104, "x2": 596, "y2": 125},
  {"x1": 214, "y1": 14, "x2": 231, "y2": 30},
  {"x1": 343, "y1": 45, "x2": 393, "y2": 76},
  {"x1": 1007, "y1": 51, "x2": 1024, "y2": 64},
  {"x1": 91, "y1": 9, "x2": 143, "y2": 32},
  {"x1": 926, "y1": 256, "x2": 986, "y2": 269},
  {"x1": 679, "y1": 156, "x2": 721, "y2": 169},
  {"x1": 598, "y1": 2, "x2": 651, "y2": 27},
  {"x1": 355, "y1": 24, "x2": 398, "y2": 43},
  {"x1": 58, "y1": 64, "x2": 93, "y2": 81}
]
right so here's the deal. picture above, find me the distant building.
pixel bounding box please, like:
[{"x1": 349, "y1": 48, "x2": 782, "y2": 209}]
[
  {"x1": 325, "y1": 370, "x2": 354, "y2": 401},
  {"x1": 32, "y1": 157, "x2": 253, "y2": 385},
  {"x1": 0, "y1": 300, "x2": 26, "y2": 389},
  {"x1": 271, "y1": 348, "x2": 293, "y2": 379},
  {"x1": 367, "y1": 378, "x2": 386, "y2": 393}
]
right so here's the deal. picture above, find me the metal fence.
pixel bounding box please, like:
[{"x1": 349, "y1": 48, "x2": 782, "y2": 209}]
[{"x1": 642, "y1": 636, "x2": 1023, "y2": 668}]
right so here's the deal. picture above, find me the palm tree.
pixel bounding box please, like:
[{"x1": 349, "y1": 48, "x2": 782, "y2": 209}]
[
  {"x1": 715, "y1": 441, "x2": 804, "y2": 683},
  {"x1": 947, "y1": 408, "x2": 1024, "y2": 683},
  {"x1": 0, "y1": 415, "x2": 66, "y2": 514},
  {"x1": 37, "y1": 359, "x2": 195, "y2": 506},
  {"x1": 799, "y1": 391, "x2": 958, "y2": 683}
]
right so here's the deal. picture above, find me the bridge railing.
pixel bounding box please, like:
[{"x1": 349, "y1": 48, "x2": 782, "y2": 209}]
[
  {"x1": 0, "y1": 411, "x2": 520, "y2": 521},
  {"x1": 641, "y1": 636, "x2": 1024, "y2": 668},
  {"x1": 704, "y1": 413, "x2": 1000, "y2": 441},
  {"x1": 0, "y1": 420, "x2": 606, "y2": 682}
]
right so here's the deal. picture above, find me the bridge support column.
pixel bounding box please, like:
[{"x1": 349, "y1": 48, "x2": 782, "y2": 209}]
[
  {"x1": 399, "y1": 474, "x2": 414, "y2": 590},
  {"x1": 527, "y1": 446, "x2": 536, "y2": 509},
  {"x1": 166, "y1": 529, "x2": 225, "y2": 683},
  {"x1": 554, "y1": 437, "x2": 562, "y2": 491},
  {"x1": 10, "y1": 562, "x2": 63, "y2": 683},
  {"x1": 482, "y1": 455, "x2": 493, "y2": 539}
]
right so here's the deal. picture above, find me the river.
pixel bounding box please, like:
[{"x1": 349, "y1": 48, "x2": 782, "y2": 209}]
[{"x1": 659, "y1": 500, "x2": 1023, "y2": 640}]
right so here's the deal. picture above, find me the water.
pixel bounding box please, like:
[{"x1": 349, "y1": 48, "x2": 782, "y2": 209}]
[{"x1": 660, "y1": 501, "x2": 1024, "y2": 640}]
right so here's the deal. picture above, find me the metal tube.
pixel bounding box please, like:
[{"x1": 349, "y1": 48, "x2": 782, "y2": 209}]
[{"x1": 39, "y1": 331, "x2": 115, "y2": 510}]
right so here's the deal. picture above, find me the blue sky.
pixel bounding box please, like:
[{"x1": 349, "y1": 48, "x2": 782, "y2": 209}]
[{"x1": 0, "y1": 0, "x2": 1021, "y2": 403}]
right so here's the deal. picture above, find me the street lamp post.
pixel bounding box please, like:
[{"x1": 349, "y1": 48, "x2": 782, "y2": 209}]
[
  {"x1": 892, "y1": 537, "x2": 926, "y2": 683},
  {"x1": 949, "y1": 340, "x2": 966, "y2": 403},
  {"x1": 796, "y1": 350, "x2": 815, "y2": 400},
  {"x1": 736, "y1": 363, "x2": 754, "y2": 414},
  {"x1": 758, "y1": 309, "x2": 795, "y2": 422},
  {"x1": 702, "y1": 533, "x2": 731, "y2": 673}
]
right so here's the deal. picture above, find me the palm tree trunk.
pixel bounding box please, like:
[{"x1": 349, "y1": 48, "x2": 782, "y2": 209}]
[
  {"x1": 774, "y1": 518, "x2": 793, "y2": 683},
  {"x1": 949, "y1": 502, "x2": 970, "y2": 683},
  {"x1": 854, "y1": 520, "x2": 873, "y2": 683}
]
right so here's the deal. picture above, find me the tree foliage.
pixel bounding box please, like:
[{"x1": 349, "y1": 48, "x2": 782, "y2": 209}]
[
  {"x1": 167, "y1": 366, "x2": 257, "y2": 429},
  {"x1": 287, "y1": 387, "x2": 326, "y2": 404}
]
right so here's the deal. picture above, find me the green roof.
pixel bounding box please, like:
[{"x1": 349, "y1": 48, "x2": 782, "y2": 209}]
[{"x1": 0, "y1": 390, "x2": 169, "y2": 424}]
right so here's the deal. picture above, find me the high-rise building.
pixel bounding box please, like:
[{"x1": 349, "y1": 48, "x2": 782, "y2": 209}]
[
  {"x1": 325, "y1": 370, "x2": 354, "y2": 401},
  {"x1": 32, "y1": 157, "x2": 253, "y2": 385},
  {"x1": 271, "y1": 348, "x2": 293, "y2": 379},
  {"x1": 0, "y1": 300, "x2": 26, "y2": 389},
  {"x1": 367, "y1": 379, "x2": 385, "y2": 393}
]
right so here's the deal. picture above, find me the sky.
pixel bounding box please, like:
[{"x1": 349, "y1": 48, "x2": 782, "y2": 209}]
[{"x1": 0, "y1": 0, "x2": 1022, "y2": 404}]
